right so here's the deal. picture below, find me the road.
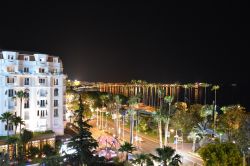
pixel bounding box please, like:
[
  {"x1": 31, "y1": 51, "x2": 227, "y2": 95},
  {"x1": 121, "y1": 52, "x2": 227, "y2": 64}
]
[{"x1": 89, "y1": 119, "x2": 203, "y2": 166}]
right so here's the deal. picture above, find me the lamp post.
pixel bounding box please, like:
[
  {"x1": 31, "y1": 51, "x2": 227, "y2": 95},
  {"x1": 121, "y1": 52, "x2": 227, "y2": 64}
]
[
  {"x1": 219, "y1": 133, "x2": 222, "y2": 143},
  {"x1": 174, "y1": 130, "x2": 178, "y2": 151}
]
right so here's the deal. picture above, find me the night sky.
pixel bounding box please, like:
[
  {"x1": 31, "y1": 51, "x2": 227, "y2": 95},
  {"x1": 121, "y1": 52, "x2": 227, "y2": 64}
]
[{"x1": 0, "y1": 2, "x2": 249, "y2": 107}]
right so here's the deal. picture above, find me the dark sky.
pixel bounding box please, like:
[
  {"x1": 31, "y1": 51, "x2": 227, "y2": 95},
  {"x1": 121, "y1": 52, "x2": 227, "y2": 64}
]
[{"x1": 0, "y1": 1, "x2": 249, "y2": 85}]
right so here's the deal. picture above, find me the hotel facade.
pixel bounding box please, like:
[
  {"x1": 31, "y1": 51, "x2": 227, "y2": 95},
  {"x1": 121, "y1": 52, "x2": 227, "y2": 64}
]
[{"x1": 0, "y1": 50, "x2": 66, "y2": 136}]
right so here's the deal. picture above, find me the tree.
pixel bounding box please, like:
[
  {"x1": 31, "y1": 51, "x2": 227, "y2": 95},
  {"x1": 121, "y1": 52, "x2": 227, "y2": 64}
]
[
  {"x1": 42, "y1": 144, "x2": 55, "y2": 157},
  {"x1": 234, "y1": 113, "x2": 250, "y2": 154},
  {"x1": 152, "y1": 110, "x2": 164, "y2": 148},
  {"x1": 67, "y1": 92, "x2": 98, "y2": 165},
  {"x1": 211, "y1": 85, "x2": 219, "y2": 135},
  {"x1": 182, "y1": 84, "x2": 188, "y2": 103},
  {"x1": 0, "y1": 112, "x2": 13, "y2": 154},
  {"x1": 150, "y1": 146, "x2": 182, "y2": 166},
  {"x1": 188, "y1": 129, "x2": 201, "y2": 152},
  {"x1": 127, "y1": 95, "x2": 139, "y2": 144},
  {"x1": 198, "y1": 142, "x2": 242, "y2": 166},
  {"x1": 100, "y1": 93, "x2": 109, "y2": 130},
  {"x1": 7, "y1": 136, "x2": 18, "y2": 160},
  {"x1": 28, "y1": 146, "x2": 40, "y2": 159},
  {"x1": 11, "y1": 115, "x2": 24, "y2": 136},
  {"x1": 20, "y1": 129, "x2": 33, "y2": 158},
  {"x1": 14, "y1": 90, "x2": 29, "y2": 133},
  {"x1": 118, "y1": 142, "x2": 136, "y2": 161},
  {"x1": 113, "y1": 95, "x2": 123, "y2": 137},
  {"x1": 217, "y1": 105, "x2": 246, "y2": 141},
  {"x1": 132, "y1": 153, "x2": 153, "y2": 166},
  {"x1": 164, "y1": 96, "x2": 174, "y2": 146},
  {"x1": 199, "y1": 83, "x2": 211, "y2": 105}
]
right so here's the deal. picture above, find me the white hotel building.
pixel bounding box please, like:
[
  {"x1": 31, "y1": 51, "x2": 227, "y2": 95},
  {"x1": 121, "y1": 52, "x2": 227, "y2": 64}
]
[{"x1": 0, "y1": 50, "x2": 66, "y2": 136}]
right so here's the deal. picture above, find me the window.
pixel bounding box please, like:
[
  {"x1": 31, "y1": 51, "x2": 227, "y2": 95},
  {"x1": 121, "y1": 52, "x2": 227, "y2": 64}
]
[
  {"x1": 24, "y1": 56, "x2": 29, "y2": 61},
  {"x1": 7, "y1": 66, "x2": 15, "y2": 72},
  {"x1": 53, "y1": 58, "x2": 58, "y2": 63},
  {"x1": 54, "y1": 109, "x2": 59, "y2": 117},
  {"x1": 54, "y1": 100, "x2": 58, "y2": 107},
  {"x1": 54, "y1": 88, "x2": 59, "y2": 96},
  {"x1": 40, "y1": 89, "x2": 47, "y2": 97},
  {"x1": 24, "y1": 111, "x2": 29, "y2": 120},
  {"x1": 24, "y1": 78, "x2": 30, "y2": 85},
  {"x1": 54, "y1": 79, "x2": 58, "y2": 85},
  {"x1": 5, "y1": 124, "x2": 13, "y2": 131},
  {"x1": 24, "y1": 100, "x2": 29, "y2": 108},
  {"x1": 39, "y1": 68, "x2": 45, "y2": 73},
  {"x1": 39, "y1": 110, "x2": 46, "y2": 117},
  {"x1": 7, "y1": 55, "x2": 14, "y2": 60},
  {"x1": 40, "y1": 100, "x2": 46, "y2": 107},
  {"x1": 39, "y1": 78, "x2": 46, "y2": 84},
  {"x1": 52, "y1": 68, "x2": 58, "y2": 74},
  {"x1": 8, "y1": 89, "x2": 14, "y2": 97},
  {"x1": 24, "y1": 67, "x2": 29, "y2": 73},
  {"x1": 7, "y1": 77, "x2": 15, "y2": 84}
]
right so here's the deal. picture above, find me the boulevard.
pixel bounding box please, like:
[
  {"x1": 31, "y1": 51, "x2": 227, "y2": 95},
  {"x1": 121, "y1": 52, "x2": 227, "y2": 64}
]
[{"x1": 89, "y1": 119, "x2": 203, "y2": 166}]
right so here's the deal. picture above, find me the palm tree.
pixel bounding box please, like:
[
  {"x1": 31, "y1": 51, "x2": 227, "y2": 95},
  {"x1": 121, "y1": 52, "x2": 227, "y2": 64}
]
[
  {"x1": 182, "y1": 84, "x2": 188, "y2": 103},
  {"x1": 211, "y1": 85, "x2": 220, "y2": 135},
  {"x1": 14, "y1": 90, "x2": 28, "y2": 133},
  {"x1": 151, "y1": 146, "x2": 182, "y2": 166},
  {"x1": 128, "y1": 109, "x2": 136, "y2": 144},
  {"x1": 11, "y1": 115, "x2": 24, "y2": 136},
  {"x1": 199, "y1": 83, "x2": 211, "y2": 105},
  {"x1": 187, "y1": 83, "x2": 193, "y2": 104},
  {"x1": 100, "y1": 94, "x2": 109, "y2": 129},
  {"x1": 118, "y1": 142, "x2": 136, "y2": 161},
  {"x1": 7, "y1": 136, "x2": 19, "y2": 161},
  {"x1": 211, "y1": 85, "x2": 220, "y2": 107},
  {"x1": 10, "y1": 115, "x2": 24, "y2": 161},
  {"x1": 187, "y1": 130, "x2": 201, "y2": 152},
  {"x1": 164, "y1": 96, "x2": 174, "y2": 146},
  {"x1": 153, "y1": 110, "x2": 164, "y2": 148},
  {"x1": 127, "y1": 95, "x2": 139, "y2": 144},
  {"x1": 132, "y1": 153, "x2": 153, "y2": 166},
  {"x1": 113, "y1": 95, "x2": 122, "y2": 137},
  {"x1": 121, "y1": 109, "x2": 127, "y2": 141},
  {"x1": 0, "y1": 112, "x2": 13, "y2": 155}
]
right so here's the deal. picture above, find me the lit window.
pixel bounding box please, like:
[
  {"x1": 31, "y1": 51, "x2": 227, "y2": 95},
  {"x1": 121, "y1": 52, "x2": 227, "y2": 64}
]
[{"x1": 7, "y1": 66, "x2": 15, "y2": 72}]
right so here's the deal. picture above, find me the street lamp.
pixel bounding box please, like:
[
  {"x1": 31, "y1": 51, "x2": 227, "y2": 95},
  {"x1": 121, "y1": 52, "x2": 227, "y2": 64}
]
[
  {"x1": 219, "y1": 133, "x2": 222, "y2": 143},
  {"x1": 174, "y1": 130, "x2": 178, "y2": 151}
]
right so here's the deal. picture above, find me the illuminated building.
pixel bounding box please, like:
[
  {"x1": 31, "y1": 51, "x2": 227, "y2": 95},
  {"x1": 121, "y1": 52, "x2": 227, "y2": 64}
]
[{"x1": 0, "y1": 50, "x2": 66, "y2": 136}]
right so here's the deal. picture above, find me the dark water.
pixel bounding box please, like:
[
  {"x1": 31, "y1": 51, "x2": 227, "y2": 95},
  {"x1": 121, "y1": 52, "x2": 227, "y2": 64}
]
[{"x1": 208, "y1": 83, "x2": 249, "y2": 111}]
